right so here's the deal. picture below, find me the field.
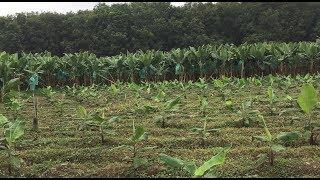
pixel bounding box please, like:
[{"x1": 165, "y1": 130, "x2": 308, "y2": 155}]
[{"x1": 1, "y1": 75, "x2": 320, "y2": 177}]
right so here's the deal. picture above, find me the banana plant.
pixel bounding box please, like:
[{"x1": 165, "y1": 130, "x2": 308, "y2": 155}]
[
  {"x1": 160, "y1": 145, "x2": 231, "y2": 177},
  {"x1": 40, "y1": 86, "x2": 56, "y2": 102},
  {"x1": 170, "y1": 48, "x2": 190, "y2": 82},
  {"x1": 233, "y1": 43, "x2": 251, "y2": 78},
  {"x1": 76, "y1": 106, "x2": 121, "y2": 144},
  {"x1": 179, "y1": 82, "x2": 191, "y2": 99},
  {"x1": 154, "y1": 90, "x2": 167, "y2": 103},
  {"x1": 112, "y1": 125, "x2": 155, "y2": 177},
  {"x1": 298, "y1": 42, "x2": 319, "y2": 73},
  {"x1": 154, "y1": 96, "x2": 181, "y2": 128},
  {"x1": 195, "y1": 78, "x2": 208, "y2": 98},
  {"x1": 227, "y1": 99, "x2": 261, "y2": 128},
  {"x1": 225, "y1": 99, "x2": 235, "y2": 112},
  {"x1": 109, "y1": 83, "x2": 120, "y2": 96},
  {"x1": 212, "y1": 78, "x2": 228, "y2": 100},
  {"x1": 28, "y1": 74, "x2": 40, "y2": 132},
  {"x1": 190, "y1": 96, "x2": 220, "y2": 146},
  {"x1": 297, "y1": 83, "x2": 319, "y2": 145},
  {"x1": 267, "y1": 86, "x2": 277, "y2": 114},
  {"x1": 0, "y1": 114, "x2": 25, "y2": 175},
  {"x1": 252, "y1": 114, "x2": 299, "y2": 166}
]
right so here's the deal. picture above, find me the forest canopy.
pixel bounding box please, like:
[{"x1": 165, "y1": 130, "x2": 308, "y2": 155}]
[{"x1": 0, "y1": 2, "x2": 319, "y2": 57}]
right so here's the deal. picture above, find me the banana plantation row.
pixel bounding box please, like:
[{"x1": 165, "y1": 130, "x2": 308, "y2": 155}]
[{"x1": 1, "y1": 41, "x2": 320, "y2": 88}]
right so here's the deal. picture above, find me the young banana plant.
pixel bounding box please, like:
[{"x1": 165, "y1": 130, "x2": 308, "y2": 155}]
[
  {"x1": 179, "y1": 81, "x2": 191, "y2": 99},
  {"x1": 225, "y1": 99, "x2": 235, "y2": 112},
  {"x1": 76, "y1": 106, "x2": 120, "y2": 144},
  {"x1": 153, "y1": 90, "x2": 167, "y2": 103},
  {"x1": 267, "y1": 86, "x2": 277, "y2": 114},
  {"x1": 160, "y1": 145, "x2": 231, "y2": 177},
  {"x1": 154, "y1": 96, "x2": 181, "y2": 128},
  {"x1": 28, "y1": 74, "x2": 39, "y2": 131},
  {"x1": 113, "y1": 125, "x2": 155, "y2": 177},
  {"x1": 226, "y1": 99, "x2": 261, "y2": 128},
  {"x1": 212, "y1": 79, "x2": 227, "y2": 101},
  {"x1": 190, "y1": 96, "x2": 220, "y2": 146},
  {"x1": 297, "y1": 83, "x2": 319, "y2": 145},
  {"x1": 0, "y1": 114, "x2": 25, "y2": 175},
  {"x1": 195, "y1": 78, "x2": 208, "y2": 98},
  {"x1": 109, "y1": 83, "x2": 120, "y2": 96},
  {"x1": 252, "y1": 114, "x2": 299, "y2": 166},
  {"x1": 40, "y1": 86, "x2": 56, "y2": 102}
]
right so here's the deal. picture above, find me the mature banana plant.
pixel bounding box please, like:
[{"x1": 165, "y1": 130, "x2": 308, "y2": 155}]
[
  {"x1": 298, "y1": 42, "x2": 320, "y2": 74},
  {"x1": 233, "y1": 43, "x2": 251, "y2": 78},
  {"x1": 170, "y1": 48, "x2": 190, "y2": 82},
  {"x1": 211, "y1": 44, "x2": 234, "y2": 77}
]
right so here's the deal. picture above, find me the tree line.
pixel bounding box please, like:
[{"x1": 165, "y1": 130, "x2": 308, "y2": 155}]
[{"x1": 0, "y1": 2, "x2": 319, "y2": 57}]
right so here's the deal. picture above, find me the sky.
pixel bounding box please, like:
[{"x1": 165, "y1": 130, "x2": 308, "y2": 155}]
[{"x1": 0, "y1": 2, "x2": 187, "y2": 16}]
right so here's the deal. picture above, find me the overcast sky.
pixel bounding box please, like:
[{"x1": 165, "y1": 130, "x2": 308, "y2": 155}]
[{"x1": 0, "y1": 2, "x2": 187, "y2": 16}]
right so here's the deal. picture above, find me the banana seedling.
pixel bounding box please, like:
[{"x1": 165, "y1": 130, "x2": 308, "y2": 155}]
[
  {"x1": 40, "y1": 86, "x2": 56, "y2": 102},
  {"x1": 226, "y1": 99, "x2": 261, "y2": 127},
  {"x1": 28, "y1": 74, "x2": 39, "y2": 132},
  {"x1": 0, "y1": 114, "x2": 25, "y2": 175},
  {"x1": 154, "y1": 90, "x2": 167, "y2": 103},
  {"x1": 109, "y1": 83, "x2": 120, "y2": 96},
  {"x1": 112, "y1": 125, "x2": 156, "y2": 177},
  {"x1": 154, "y1": 96, "x2": 181, "y2": 128},
  {"x1": 267, "y1": 86, "x2": 277, "y2": 114},
  {"x1": 225, "y1": 99, "x2": 235, "y2": 112},
  {"x1": 282, "y1": 75, "x2": 292, "y2": 93},
  {"x1": 179, "y1": 82, "x2": 190, "y2": 99},
  {"x1": 160, "y1": 145, "x2": 231, "y2": 177},
  {"x1": 236, "y1": 78, "x2": 246, "y2": 89},
  {"x1": 76, "y1": 106, "x2": 121, "y2": 144},
  {"x1": 195, "y1": 78, "x2": 208, "y2": 98},
  {"x1": 297, "y1": 83, "x2": 319, "y2": 145},
  {"x1": 190, "y1": 96, "x2": 220, "y2": 146},
  {"x1": 252, "y1": 114, "x2": 299, "y2": 166},
  {"x1": 212, "y1": 79, "x2": 228, "y2": 100}
]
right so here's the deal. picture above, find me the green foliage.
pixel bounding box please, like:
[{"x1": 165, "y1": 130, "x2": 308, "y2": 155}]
[
  {"x1": 267, "y1": 86, "x2": 277, "y2": 114},
  {"x1": 155, "y1": 96, "x2": 181, "y2": 128},
  {"x1": 160, "y1": 145, "x2": 231, "y2": 177},
  {"x1": 1, "y1": 78, "x2": 20, "y2": 103},
  {"x1": 297, "y1": 83, "x2": 319, "y2": 145},
  {"x1": 227, "y1": 99, "x2": 261, "y2": 128},
  {"x1": 252, "y1": 114, "x2": 299, "y2": 166},
  {"x1": 40, "y1": 86, "x2": 56, "y2": 101},
  {"x1": 297, "y1": 83, "x2": 317, "y2": 115},
  {"x1": 112, "y1": 125, "x2": 155, "y2": 177},
  {"x1": 76, "y1": 106, "x2": 120, "y2": 144},
  {"x1": 0, "y1": 114, "x2": 25, "y2": 175}
]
